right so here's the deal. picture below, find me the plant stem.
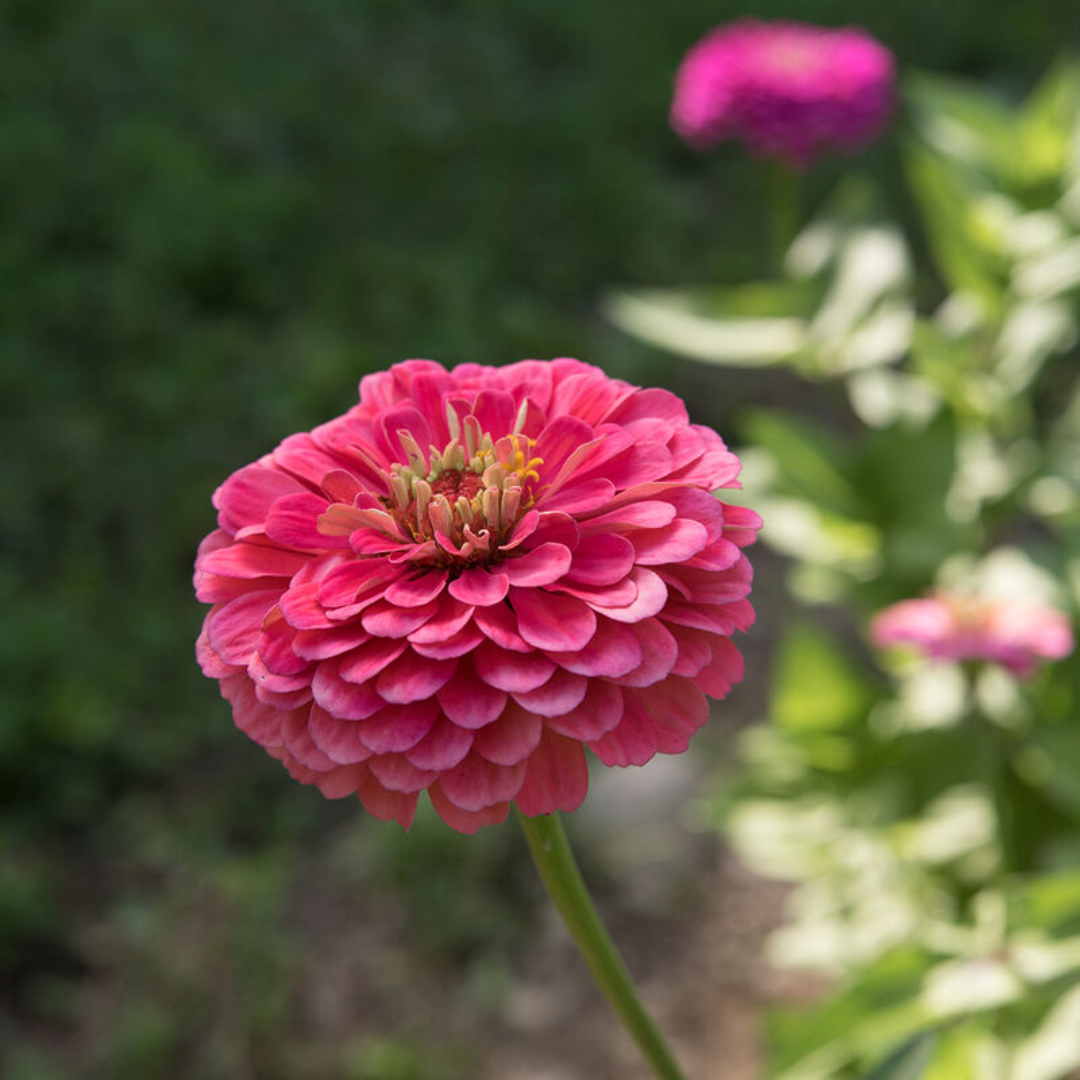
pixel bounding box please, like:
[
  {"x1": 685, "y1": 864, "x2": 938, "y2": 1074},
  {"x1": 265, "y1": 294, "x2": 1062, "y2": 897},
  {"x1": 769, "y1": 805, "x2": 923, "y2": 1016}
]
[
  {"x1": 766, "y1": 160, "x2": 802, "y2": 273},
  {"x1": 516, "y1": 810, "x2": 689, "y2": 1080}
]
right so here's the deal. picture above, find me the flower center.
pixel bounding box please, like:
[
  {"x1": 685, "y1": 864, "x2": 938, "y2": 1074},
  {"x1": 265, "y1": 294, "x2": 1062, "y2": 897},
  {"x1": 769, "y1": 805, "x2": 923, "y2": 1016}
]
[{"x1": 382, "y1": 403, "x2": 543, "y2": 566}]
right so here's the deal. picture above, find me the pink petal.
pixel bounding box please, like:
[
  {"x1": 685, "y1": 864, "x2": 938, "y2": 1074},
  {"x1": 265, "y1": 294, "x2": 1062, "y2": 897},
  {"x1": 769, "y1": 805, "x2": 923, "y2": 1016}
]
[
  {"x1": 472, "y1": 702, "x2": 543, "y2": 765},
  {"x1": 511, "y1": 588, "x2": 597, "y2": 652},
  {"x1": 629, "y1": 677, "x2": 710, "y2": 754},
  {"x1": 317, "y1": 560, "x2": 395, "y2": 608},
  {"x1": 256, "y1": 613, "x2": 310, "y2": 675},
  {"x1": 471, "y1": 639, "x2": 557, "y2": 693},
  {"x1": 362, "y1": 599, "x2": 439, "y2": 638},
  {"x1": 223, "y1": 674, "x2": 286, "y2": 746},
  {"x1": 472, "y1": 388, "x2": 517, "y2": 437},
  {"x1": 375, "y1": 651, "x2": 457, "y2": 704},
  {"x1": 501, "y1": 543, "x2": 572, "y2": 587},
  {"x1": 313, "y1": 764, "x2": 371, "y2": 800},
  {"x1": 427, "y1": 786, "x2": 509, "y2": 834},
  {"x1": 368, "y1": 754, "x2": 439, "y2": 794},
  {"x1": 588, "y1": 701, "x2": 659, "y2": 767},
  {"x1": 207, "y1": 589, "x2": 280, "y2": 666},
  {"x1": 598, "y1": 568, "x2": 668, "y2": 624},
  {"x1": 579, "y1": 501, "x2": 677, "y2": 532},
  {"x1": 311, "y1": 661, "x2": 386, "y2": 720},
  {"x1": 694, "y1": 638, "x2": 744, "y2": 700},
  {"x1": 553, "y1": 577, "x2": 638, "y2": 608},
  {"x1": 437, "y1": 662, "x2": 509, "y2": 729},
  {"x1": 320, "y1": 469, "x2": 365, "y2": 504},
  {"x1": 264, "y1": 493, "x2": 348, "y2": 551},
  {"x1": 565, "y1": 533, "x2": 635, "y2": 586},
  {"x1": 197, "y1": 620, "x2": 239, "y2": 678},
  {"x1": 408, "y1": 594, "x2": 476, "y2": 644},
  {"x1": 669, "y1": 625, "x2": 715, "y2": 677},
  {"x1": 686, "y1": 539, "x2": 742, "y2": 572},
  {"x1": 545, "y1": 618, "x2": 642, "y2": 678},
  {"x1": 616, "y1": 619, "x2": 678, "y2": 688},
  {"x1": 411, "y1": 624, "x2": 486, "y2": 659},
  {"x1": 474, "y1": 601, "x2": 531, "y2": 652},
  {"x1": 511, "y1": 669, "x2": 588, "y2": 717},
  {"x1": 356, "y1": 700, "x2": 439, "y2": 754},
  {"x1": 279, "y1": 582, "x2": 334, "y2": 630},
  {"x1": 449, "y1": 568, "x2": 510, "y2": 606},
  {"x1": 546, "y1": 680, "x2": 625, "y2": 741},
  {"x1": 357, "y1": 775, "x2": 418, "y2": 829},
  {"x1": 214, "y1": 465, "x2": 307, "y2": 533},
  {"x1": 661, "y1": 598, "x2": 755, "y2": 635},
  {"x1": 609, "y1": 386, "x2": 688, "y2": 425},
  {"x1": 631, "y1": 520, "x2": 709, "y2": 565},
  {"x1": 200, "y1": 542, "x2": 309, "y2": 580},
  {"x1": 282, "y1": 710, "x2": 336, "y2": 771},
  {"x1": 405, "y1": 716, "x2": 475, "y2": 771},
  {"x1": 385, "y1": 571, "x2": 449, "y2": 608},
  {"x1": 533, "y1": 415, "x2": 597, "y2": 476},
  {"x1": 436, "y1": 752, "x2": 527, "y2": 811},
  {"x1": 514, "y1": 730, "x2": 589, "y2": 816},
  {"x1": 308, "y1": 704, "x2": 372, "y2": 765},
  {"x1": 537, "y1": 478, "x2": 615, "y2": 515},
  {"x1": 292, "y1": 622, "x2": 373, "y2": 662},
  {"x1": 338, "y1": 637, "x2": 408, "y2": 683}
]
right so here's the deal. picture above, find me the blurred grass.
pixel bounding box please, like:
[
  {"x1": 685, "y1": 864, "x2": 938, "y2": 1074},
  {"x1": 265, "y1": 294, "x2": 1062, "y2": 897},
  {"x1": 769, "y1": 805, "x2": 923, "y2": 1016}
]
[{"x1": 1, "y1": 0, "x2": 1078, "y2": 1076}]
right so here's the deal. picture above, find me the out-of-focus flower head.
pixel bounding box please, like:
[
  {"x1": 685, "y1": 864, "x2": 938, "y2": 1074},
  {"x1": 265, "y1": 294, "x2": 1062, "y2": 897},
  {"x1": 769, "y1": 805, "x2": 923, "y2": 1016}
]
[
  {"x1": 871, "y1": 592, "x2": 1073, "y2": 680},
  {"x1": 671, "y1": 19, "x2": 896, "y2": 167},
  {"x1": 194, "y1": 360, "x2": 759, "y2": 833}
]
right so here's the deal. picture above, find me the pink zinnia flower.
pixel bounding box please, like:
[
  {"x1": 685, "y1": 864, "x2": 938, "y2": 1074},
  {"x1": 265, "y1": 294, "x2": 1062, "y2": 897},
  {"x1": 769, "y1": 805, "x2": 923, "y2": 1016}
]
[
  {"x1": 194, "y1": 359, "x2": 759, "y2": 833},
  {"x1": 871, "y1": 592, "x2": 1074, "y2": 679},
  {"x1": 670, "y1": 19, "x2": 896, "y2": 167}
]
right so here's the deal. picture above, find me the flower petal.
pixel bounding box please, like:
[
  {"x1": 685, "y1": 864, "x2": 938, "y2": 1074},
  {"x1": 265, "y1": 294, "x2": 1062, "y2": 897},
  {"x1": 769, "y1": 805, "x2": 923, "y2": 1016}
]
[
  {"x1": 515, "y1": 730, "x2": 589, "y2": 816},
  {"x1": 437, "y1": 661, "x2": 509, "y2": 729},
  {"x1": 375, "y1": 651, "x2": 458, "y2": 704},
  {"x1": 471, "y1": 640, "x2": 556, "y2": 693},
  {"x1": 472, "y1": 702, "x2": 543, "y2": 765},
  {"x1": 510, "y1": 588, "x2": 597, "y2": 652}
]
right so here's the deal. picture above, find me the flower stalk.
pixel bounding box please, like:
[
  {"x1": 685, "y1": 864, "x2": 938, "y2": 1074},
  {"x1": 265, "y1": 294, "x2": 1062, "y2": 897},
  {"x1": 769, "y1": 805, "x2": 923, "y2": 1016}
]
[{"x1": 517, "y1": 809, "x2": 689, "y2": 1080}]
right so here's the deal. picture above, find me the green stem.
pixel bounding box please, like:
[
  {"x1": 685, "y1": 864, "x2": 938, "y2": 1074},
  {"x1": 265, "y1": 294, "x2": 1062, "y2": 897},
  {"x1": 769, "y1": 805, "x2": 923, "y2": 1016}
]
[
  {"x1": 517, "y1": 810, "x2": 689, "y2": 1080},
  {"x1": 766, "y1": 160, "x2": 802, "y2": 273}
]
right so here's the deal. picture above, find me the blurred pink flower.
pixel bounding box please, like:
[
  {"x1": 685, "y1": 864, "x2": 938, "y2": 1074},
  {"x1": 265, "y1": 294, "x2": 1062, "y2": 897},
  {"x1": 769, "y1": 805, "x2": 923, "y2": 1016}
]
[
  {"x1": 671, "y1": 19, "x2": 895, "y2": 166},
  {"x1": 871, "y1": 592, "x2": 1074, "y2": 679},
  {"x1": 195, "y1": 360, "x2": 758, "y2": 833}
]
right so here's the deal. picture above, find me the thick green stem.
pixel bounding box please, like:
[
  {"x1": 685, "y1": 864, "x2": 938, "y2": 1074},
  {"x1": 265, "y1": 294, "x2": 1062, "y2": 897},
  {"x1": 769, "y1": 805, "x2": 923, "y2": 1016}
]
[{"x1": 517, "y1": 810, "x2": 689, "y2": 1080}]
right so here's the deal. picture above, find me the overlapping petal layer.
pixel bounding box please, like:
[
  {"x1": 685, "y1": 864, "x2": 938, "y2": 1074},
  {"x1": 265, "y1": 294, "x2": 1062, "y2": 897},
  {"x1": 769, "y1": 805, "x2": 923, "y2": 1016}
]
[
  {"x1": 195, "y1": 359, "x2": 759, "y2": 832},
  {"x1": 671, "y1": 19, "x2": 895, "y2": 166}
]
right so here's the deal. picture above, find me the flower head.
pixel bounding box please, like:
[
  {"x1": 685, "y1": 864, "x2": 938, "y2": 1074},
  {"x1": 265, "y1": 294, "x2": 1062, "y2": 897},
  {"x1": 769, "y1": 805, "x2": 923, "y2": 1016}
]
[
  {"x1": 195, "y1": 360, "x2": 758, "y2": 832},
  {"x1": 871, "y1": 592, "x2": 1073, "y2": 679},
  {"x1": 671, "y1": 19, "x2": 895, "y2": 167}
]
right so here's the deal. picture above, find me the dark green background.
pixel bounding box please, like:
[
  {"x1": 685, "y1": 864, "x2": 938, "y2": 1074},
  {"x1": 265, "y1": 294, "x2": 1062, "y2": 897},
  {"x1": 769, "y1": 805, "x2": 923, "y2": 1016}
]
[{"x1": 1, "y1": 2, "x2": 1076, "y2": 1076}]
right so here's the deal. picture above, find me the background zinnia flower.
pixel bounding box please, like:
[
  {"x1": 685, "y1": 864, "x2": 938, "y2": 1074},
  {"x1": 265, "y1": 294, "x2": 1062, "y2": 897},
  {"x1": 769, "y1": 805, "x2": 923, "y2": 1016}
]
[
  {"x1": 670, "y1": 19, "x2": 896, "y2": 166},
  {"x1": 871, "y1": 591, "x2": 1074, "y2": 678},
  {"x1": 194, "y1": 359, "x2": 758, "y2": 833}
]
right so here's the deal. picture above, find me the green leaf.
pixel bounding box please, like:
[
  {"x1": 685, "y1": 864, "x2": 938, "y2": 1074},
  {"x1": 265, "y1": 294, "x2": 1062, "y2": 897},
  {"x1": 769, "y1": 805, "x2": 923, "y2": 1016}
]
[
  {"x1": 601, "y1": 283, "x2": 813, "y2": 367},
  {"x1": 744, "y1": 411, "x2": 861, "y2": 517},
  {"x1": 771, "y1": 624, "x2": 874, "y2": 734},
  {"x1": 904, "y1": 146, "x2": 1005, "y2": 310},
  {"x1": 862, "y1": 1032, "x2": 938, "y2": 1080}
]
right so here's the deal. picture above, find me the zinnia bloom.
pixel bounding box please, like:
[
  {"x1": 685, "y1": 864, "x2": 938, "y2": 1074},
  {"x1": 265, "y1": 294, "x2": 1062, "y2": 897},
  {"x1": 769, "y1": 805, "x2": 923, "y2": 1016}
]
[
  {"x1": 194, "y1": 359, "x2": 758, "y2": 832},
  {"x1": 871, "y1": 592, "x2": 1074, "y2": 679},
  {"x1": 670, "y1": 19, "x2": 895, "y2": 167}
]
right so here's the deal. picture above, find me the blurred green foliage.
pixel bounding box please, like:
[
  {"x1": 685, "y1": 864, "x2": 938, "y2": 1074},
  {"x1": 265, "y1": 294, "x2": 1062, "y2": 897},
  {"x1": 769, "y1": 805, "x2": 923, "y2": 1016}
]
[{"x1": 3, "y1": 0, "x2": 1080, "y2": 1076}]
